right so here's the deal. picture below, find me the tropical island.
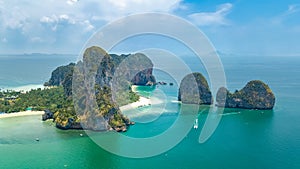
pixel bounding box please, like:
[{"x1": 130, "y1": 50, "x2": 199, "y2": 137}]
[
  {"x1": 0, "y1": 46, "x2": 276, "y2": 132},
  {"x1": 0, "y1": 46, "x2": 156, "y2": 132}
]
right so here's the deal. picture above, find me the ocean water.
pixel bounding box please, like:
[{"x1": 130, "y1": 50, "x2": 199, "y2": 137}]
[
  {"x1": 0, "y1": 54, "x2": 300, "y2": 168},
  {"x1": 0, "y1": 54, "x2": 77, "y2": 89}
]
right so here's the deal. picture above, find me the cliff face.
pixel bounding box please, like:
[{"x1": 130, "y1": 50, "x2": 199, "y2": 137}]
[
  {"x1": 178, "y1": 72, "x2": 212, "y2": 105},
  {"x1": 95, "y1": 52, "x2": 156, "y2": 86},
  {"x1": 45, "y1": 46, "x2": 156, "y2": 131},
  {"x1": 128, "y1": 53, "x2": 156, "y2": 86},
  {"x1": 45, "y1": 63, "x2": 75, "y2": 86},
  {"x1": 47, "y1": 52, "x2": 155, "y2": 89},
  {"x1": 131, "y1": 68, "x2": 156, "y2": 85},
  {"x1": 216, "y1": 80, "x2": 275, "y2": 109}
]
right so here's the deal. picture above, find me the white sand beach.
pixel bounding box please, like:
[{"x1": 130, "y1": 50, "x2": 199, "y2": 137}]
[
  {"x1": 120, "y1": 96, "x2": 151, "y2": 111},
  {"x1": 2, "y1": 84, "x2": 45, "y2": 92},
  {"x1": 131, "y1": 85, "x2": 138, "y2": 92},
  {"x1": 0, "y1": 111, "x2": 44, "y2": 119},
  {"x1": 120, "y1": 85, "x2": 165, "y2": 111},
  {"x1": 120, "y1": 96, "x2": 163, "y2": 111}
]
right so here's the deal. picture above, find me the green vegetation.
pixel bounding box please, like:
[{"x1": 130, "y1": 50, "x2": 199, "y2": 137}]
[
  {"x1": 216, "y1": 80, "x2": 275, "y2": 109},
  {"x1": 69, "y1": 46, "x2": 141, "y2": 131},
  {"x1": 44, "y1": 63, "x2": 75, "y2": 86},
  {"x1": 0, "y1": 87, "x2": 74, "y2": 114},
  {"x1": 1, "y1": 46, "x2": 155, "y2": 132},
  {"x1": 178, "y1": 72, "x2": 212, "y2": 105}
]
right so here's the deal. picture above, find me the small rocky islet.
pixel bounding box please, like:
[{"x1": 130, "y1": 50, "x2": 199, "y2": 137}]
[
  {"x1": 178, "y1": 72, "x2": 275, "y2": 110},
  {"x1": 178, "y1": 72, "x2": 212, "y2": 105},
  {"x1": 216, "y1": 80, "x2": 275, "y2": 109}
]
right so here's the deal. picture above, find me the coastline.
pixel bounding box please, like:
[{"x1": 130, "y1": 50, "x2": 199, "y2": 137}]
[
  {"x1": 120, "y1": 96, "x2": 152, "y2": 111},
  {"x1": 131, "y1": 85, "x2": 138, "y2": 92},
  {"x1": 120, "y1": 85, "x2": 164, "y2": 111},
  {"x1": 1, "y1": 84, "x2": 45, "y2": 92},
  {"x1": 0, "y1": 111, "x2": 44, "y2": 119},
  {"x1": 120, "y1": 95, "x2": 163, "y2": 111},
  {"x1": 0, "y1": 84, "x2": 155, "y2": 120}
]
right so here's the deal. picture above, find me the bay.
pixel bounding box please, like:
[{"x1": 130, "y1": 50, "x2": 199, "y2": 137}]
[{"x1": 0, "y1": 54, "x2": 299, "y2": 168}]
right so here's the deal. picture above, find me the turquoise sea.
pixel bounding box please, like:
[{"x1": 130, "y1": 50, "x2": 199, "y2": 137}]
[{"x1": 0, "y1": 54, "x2": 300, "y2": 168}]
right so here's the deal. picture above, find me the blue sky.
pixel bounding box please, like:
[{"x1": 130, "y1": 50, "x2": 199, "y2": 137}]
[{"x1": 0, "y1": 0, "x2": 300, "y2": 56}]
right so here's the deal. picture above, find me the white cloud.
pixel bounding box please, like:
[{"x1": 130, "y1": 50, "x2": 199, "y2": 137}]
[
  {"x1": 107, "y1": 0, "x2": 180, "y2": 12},
  {"x1": 59, "y1": 14, "x2": 70, "y2": 21},
  {"x1": 188, "y1": 3, "x2": 233, "y2": 26},
  {"x1": 81, "y1": 20, "x2": 95, "y2": 32},
  {"x1": 40, "y1": 14, "x2": 74, "y2": 24},
  {"x1": 67, "y1": 0, "x2": 79, "y2": 5},
  {"x1": 1, "y1": 37, "x2": 7, "y2": 43},
  {"x1": 90, "y1": 0, "x2": 182, "y2": 21},
  {"x1": 287, "y1": 4, "x2": 300, "y2": 15},
  {"x1": 40, "y1": 16, "x2": 55, "y2": 23},
  {"x1": 40, "y1": 14, "x2": 76, "y2": 31},
  {"x1": 271, "y1": 4, "x2": 300, "y2": 25},
  {"x1": 30, "y1": 36, "x2": 43, "y2": 43},
  {"x1": 0, "y1": 0, "x2": 184, "y2": 53},
  {"x1": 1, "y1": 0, "x2": 182, "y2": 31},
  {"x1": 0, "y1": 5, "x2": 28, "y2": 29}
]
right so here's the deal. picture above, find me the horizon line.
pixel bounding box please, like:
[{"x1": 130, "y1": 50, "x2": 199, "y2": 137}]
[{"x1": 0, "y1": 51, "x2": 300, "y2": 57}]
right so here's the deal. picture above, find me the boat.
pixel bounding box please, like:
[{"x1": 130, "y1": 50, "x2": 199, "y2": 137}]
[{"x1": 193, "y1": 119, "x2": 198, "y2": 129}]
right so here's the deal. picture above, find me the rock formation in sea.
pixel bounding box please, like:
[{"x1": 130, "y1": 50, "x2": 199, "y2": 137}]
[
  {"x1": 128, "y1": 53, "x2": 156, "y2": 86},
  {"x1": 45, "y1": 52, "x2": 156, "y2": 88},
  {"x1": 178, "y1": 72, "x2": 212, "y2": 105},
  {"x1": 42, "y1": 109, "x2": 53, "y2": 121},
  {"x1": 44, "y1": 63, "x2": 75, "y2": 86},
  {"x1": 216, "y1": 80, "x2": 275, "y2": 109},
  {"x1": 44, "y1": 46, "x2": 156, "y2": 131}
]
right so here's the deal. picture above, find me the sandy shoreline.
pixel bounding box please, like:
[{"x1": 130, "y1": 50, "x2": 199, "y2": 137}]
[
  {"x1": 120, "y1": 96, "x2": 163, "y2": 111},
  {"x1": 120, "y1": 85, "x2": 164, "y2": 111},
  {"x1": 131, "y1": 85, "x2": 138, "y2": 92},
  {"x1": 0, "y1": 85, "x2": 159, "y2": 118},
  {"x1": 0, "y1": 111, "x2": 44, "y2": 119},
  {"x1": 0, "y1": 95, "x2": 159, "y2": 118},
  {"x1": 2, "y1": 84, "x2": 45, "y2": 92}
]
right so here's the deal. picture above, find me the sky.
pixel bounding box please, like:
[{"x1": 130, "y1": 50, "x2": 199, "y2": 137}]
[{"x1": 0, "y1": 0, "x2": 300, "y2": 56}]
